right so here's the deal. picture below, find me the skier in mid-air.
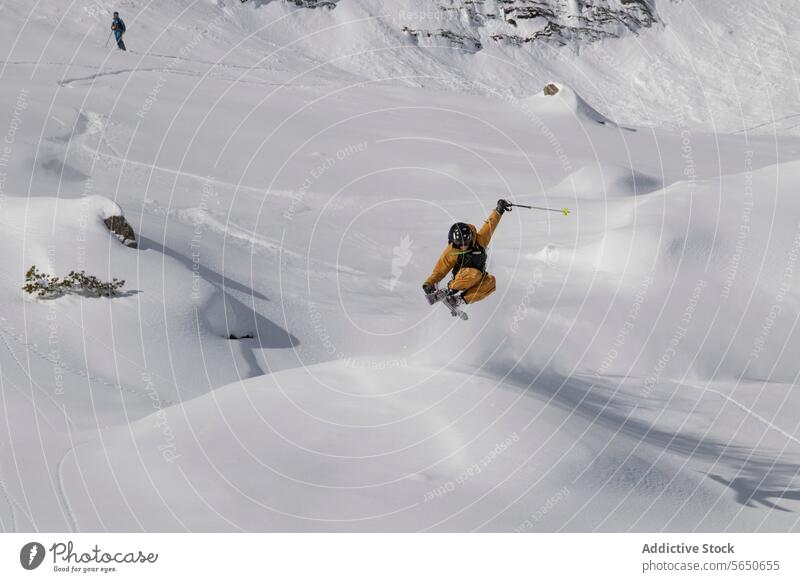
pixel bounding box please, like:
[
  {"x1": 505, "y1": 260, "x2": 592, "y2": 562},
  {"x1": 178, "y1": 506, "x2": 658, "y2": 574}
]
[
  {"x1": 111, "y1": 11, "x2": 127, "y2": 51},
  {"x1": 422, "y1": 199, "x2": 512, "y2": 312}
]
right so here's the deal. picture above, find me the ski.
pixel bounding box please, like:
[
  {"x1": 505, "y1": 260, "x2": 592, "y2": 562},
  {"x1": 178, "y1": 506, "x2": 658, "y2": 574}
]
[
  {"x1": 443, "y1": 299, "x2": 469, "y2": 320},
  {"x1": 425, "y1": 289, "x2": 469, "y2": 320}
]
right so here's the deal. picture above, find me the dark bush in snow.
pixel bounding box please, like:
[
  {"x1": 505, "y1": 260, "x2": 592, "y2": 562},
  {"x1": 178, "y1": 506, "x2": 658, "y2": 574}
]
[{"x1": 23, "y1": 266, "x2": 126, "y2": 298}]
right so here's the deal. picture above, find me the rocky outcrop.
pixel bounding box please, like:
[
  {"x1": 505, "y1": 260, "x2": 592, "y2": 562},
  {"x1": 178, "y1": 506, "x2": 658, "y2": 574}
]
[
  {"x1": 402, "y1": 0, "x2": 658, "y2": 50},
  {"x1": 104, "y1": 215, "x2": 137, "y2": 248},
  {"x1": 240, "y1": 1, "x2": 657, "y2": 52},
  {"x1": 239, "y1": 0, "x2": 339, "y2": 8},
  {"x1": 402, "y1": 26, "x2": 483, "y2": 53},
  {"x1": 285, "y1": 0, "x2": 338, "y2": 8},
  {"x1": 543, "y1": 82, "x2": 560, "y2": 95}
]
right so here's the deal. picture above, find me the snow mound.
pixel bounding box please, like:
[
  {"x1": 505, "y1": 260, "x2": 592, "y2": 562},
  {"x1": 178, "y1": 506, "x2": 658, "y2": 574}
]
[
  {"x1": 551, "y1": 226, "x2": 662, "y2": 275},
  {"x1": 507, "y1": 160, "x2": 800, "y2": 384},
  {"x1": 522, "y1": 82, "x2": 621, "y2": 127},
  {"x1": 0, "y1": 195, "x2": 127, "y2": 278},
  {"x1": 57, "y1": 361, "x2": 578, "y2": 531},
  {"x1": 0, "y1": 194, "x2": 294, "y2": 418},
  {"x1": 551, "y1": 162, "x2": 662, "y2": 198}
]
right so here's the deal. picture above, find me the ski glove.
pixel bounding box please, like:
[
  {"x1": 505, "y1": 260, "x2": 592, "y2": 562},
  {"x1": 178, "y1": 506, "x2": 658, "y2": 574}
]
[
  {"x1": 422, "y1": 283, "x2": 436, "y2": 295},
  {"x1": 496, "y1": 199, "x2": 513, "y2": 215}
]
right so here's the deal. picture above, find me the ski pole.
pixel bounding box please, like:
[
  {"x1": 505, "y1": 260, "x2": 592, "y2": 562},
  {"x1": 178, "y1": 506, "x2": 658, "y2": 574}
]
[
  {"x1": 509, "y1": 203, "x2": 571, "y2": 216},
  {"x1": 105, "y1": 30, "x2": 113, "y2": 48}
]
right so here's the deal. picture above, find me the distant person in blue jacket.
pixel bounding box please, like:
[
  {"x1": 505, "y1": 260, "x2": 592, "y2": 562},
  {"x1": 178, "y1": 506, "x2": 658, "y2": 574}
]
[{"x1": 111, "y1": 12, "x2": 126, "y2": 51}]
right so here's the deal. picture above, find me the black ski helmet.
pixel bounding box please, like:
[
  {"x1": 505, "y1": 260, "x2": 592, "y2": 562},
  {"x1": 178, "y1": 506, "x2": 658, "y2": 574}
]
[{"x1": 448, "y1": 222, "x2": 473, "y2": 248}]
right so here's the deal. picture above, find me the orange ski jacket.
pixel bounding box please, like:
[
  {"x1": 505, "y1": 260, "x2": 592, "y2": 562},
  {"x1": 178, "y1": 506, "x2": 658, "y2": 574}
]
[{"x1": 424, "y1": 209, "x2": 503, "y2": 287}]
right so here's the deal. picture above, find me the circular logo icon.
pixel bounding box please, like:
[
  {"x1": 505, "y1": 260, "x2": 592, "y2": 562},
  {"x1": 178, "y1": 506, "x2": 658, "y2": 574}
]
[{"x1": 20, "y1": 542, "x2": 46, "y2": 570}]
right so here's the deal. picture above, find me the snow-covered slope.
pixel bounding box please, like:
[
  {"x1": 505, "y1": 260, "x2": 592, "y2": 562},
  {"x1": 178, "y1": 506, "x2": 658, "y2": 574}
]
[
  {"x1": 2, "y1": 0, "x2": 800, "y2": 532},
  {"x1": 3, "y1": 1, "x2": 800, "y2": 133}
]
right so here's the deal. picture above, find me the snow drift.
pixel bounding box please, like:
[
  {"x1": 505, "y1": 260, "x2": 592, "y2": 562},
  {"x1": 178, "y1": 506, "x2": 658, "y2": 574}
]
[{"x1": 522, "y1": 82, "x2": 622, "y2": 128}]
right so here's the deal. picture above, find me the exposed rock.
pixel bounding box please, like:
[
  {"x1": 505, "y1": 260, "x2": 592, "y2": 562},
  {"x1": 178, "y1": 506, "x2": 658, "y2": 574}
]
[
  {"x1": 238, "y1": 1, "x2": 657, "y2": 52},
  {"x1": 402, "y1": 0, "x2": 658, "y2": 50},
  {"x1": 286, "y1": 0, "x2": 338, "y2": 8},
  {"x1": 403, "y1": 26, "x2": 483, "y2": 53},
  {"x1": 543, "y1": 82, "x2": 560, "y2": 95},
  {"x1": 104, "y1": 215, "x2": 137, "y2": 248},
  {"x1": 239, "y1": 0, "x2": 339, "y2": 8},
  {"x1": 501, "y1": 4, "x2": 557, "y2": 21}
]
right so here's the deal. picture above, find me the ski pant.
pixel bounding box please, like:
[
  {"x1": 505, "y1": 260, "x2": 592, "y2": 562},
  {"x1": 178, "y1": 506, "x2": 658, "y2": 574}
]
[
  {"x1": 115, "y1": 30, "x2": 126, "y2": 50},
  {"x1": 448, "y1": 267, "x2": 496, "y2": 304}
]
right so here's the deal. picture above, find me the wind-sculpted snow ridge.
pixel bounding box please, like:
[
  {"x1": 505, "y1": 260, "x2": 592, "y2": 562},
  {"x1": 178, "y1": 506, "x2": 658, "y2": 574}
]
[
  {"x1": 59, "y1": 357, "x2": 800, "y2": 532},
  {"x1": 550, "y1": 163, "x2": 661, "y2": 198},
  {"x1": 522, "y1": 81, "x2": 624, "y2": 127},
  {"x1": 497, "y1": 160, "x2": 800, "y2": 385}
]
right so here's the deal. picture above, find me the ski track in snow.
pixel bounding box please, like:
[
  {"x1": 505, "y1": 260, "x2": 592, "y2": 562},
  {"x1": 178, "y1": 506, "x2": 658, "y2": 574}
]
[
  {"x1": 81, "y1": 146, "x2": 363, "y2": 276},
  {"x1": 0, "y1": 470, "x2": 18, "y2": 532},
  {"x1": 58, "y1": 67, "x2": 191, "y2": 87},
  {"x1": 57, "y1": 66, "x2": 298, "y2": 89},
  {"x1": 0, "y1": 326, "x2": 81, "y2": 532},
  {"x1": 0, "y1": 444, "x2": 41, "y2": 532},
  {"x1": 0, "y1": 317, "x2": 176, "y2": 411},
  {"x1": 175, "y1": 208, "x2": 365, "y2": 276},
  {"x1": 55, "y1": 444, "x2": 80, "y2": 533},
  {"x1": 83, "y1": 145, "x2": 299, "y2": 201},
  {"x1": 688, "y1": 382, "x2": 800, "y2": 450},
  {"x1": 1, "y1": 59, "x2": 319, "y2": 90},
  {"x1": 0, "y1": 326, "x2": 69, "y2": 434}
]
